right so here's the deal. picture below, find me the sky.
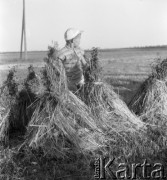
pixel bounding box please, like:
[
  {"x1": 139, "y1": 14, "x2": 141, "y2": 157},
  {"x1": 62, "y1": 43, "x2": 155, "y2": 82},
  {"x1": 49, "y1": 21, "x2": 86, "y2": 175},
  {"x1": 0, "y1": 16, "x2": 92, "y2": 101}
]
[{"x1": 0, "y1": 0, "x2": 167, "y2": 52}]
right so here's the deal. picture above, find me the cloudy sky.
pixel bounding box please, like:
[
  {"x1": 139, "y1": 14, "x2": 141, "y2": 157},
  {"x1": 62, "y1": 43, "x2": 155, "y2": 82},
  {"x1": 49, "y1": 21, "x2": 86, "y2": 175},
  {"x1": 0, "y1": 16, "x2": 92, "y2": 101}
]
[{"x1": 0, "y1": 0, "x2": 167, "y2": 52}]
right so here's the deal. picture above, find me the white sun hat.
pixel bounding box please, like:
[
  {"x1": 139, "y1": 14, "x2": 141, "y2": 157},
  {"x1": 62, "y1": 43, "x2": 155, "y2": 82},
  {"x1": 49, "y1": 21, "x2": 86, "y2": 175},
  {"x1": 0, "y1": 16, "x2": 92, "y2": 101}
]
[{"x1": 64, "y1": 28, "x2": 83, "y2": 41}]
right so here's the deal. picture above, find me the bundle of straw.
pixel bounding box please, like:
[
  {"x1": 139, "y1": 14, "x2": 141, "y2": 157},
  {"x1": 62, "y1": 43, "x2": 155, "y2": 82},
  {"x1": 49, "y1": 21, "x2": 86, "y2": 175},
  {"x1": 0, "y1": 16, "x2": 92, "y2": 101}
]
[
  {"x1": 0, "y1": 65, "x2": 41, "y2": 144},
  {"x1": 78, "y1": 48, "x2": 159, "y2": 158},
  {"x1": 0, "y1": 68, "x2": 18, "y2": 144},
  {"x1": 82, "y1": 83, "x2": 144, "y2": 130},
  {"x1": 24, "y1": 58, "x2": 158, "y2": 180},
  {"x1": 79, "y1": 82, "x2": 159, "y2": 158},
  {"x1": 25, "y1": 58, "x2": 107, "y2": 157},
  {"x1": 82, "y1": 48, "x2": 144, "y2": 136},
  {"x1": 129, "y1": 59, "x2": 167, "y2": 119},
  {"x1": 24, "y1": 65, "x2": 41, "y2": 95},
  {"x1": 129, "y1": 59, "x2": 167, "y2": 143}
]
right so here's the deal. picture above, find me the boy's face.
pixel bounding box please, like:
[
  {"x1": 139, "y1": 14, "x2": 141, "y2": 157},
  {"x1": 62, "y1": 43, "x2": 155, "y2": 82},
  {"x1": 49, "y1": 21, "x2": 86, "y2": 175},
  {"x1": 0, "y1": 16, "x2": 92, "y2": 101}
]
[{"x1": 73, "y1": 34, "x2": 81, "y2": 48}]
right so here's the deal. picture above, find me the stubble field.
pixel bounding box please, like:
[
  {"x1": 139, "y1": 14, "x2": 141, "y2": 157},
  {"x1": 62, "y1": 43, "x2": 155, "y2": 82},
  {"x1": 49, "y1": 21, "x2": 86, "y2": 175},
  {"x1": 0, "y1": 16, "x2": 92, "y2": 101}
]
[{"x1": 1, "y1": 46, "x2": 167, "y2": 104}]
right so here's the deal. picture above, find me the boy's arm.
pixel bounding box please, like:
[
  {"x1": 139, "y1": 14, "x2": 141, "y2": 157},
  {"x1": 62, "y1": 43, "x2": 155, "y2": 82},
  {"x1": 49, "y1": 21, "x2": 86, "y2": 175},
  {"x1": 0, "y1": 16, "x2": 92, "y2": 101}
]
[
  {"x1": 52, "y1": 51, "x2": 66, "y2": 70},
  {"x1": 53, "y1": 50, "x2": 66, "y2": 63},
  {"x1": 80, "y1": 50, "x2": 90, "y2": 70}
]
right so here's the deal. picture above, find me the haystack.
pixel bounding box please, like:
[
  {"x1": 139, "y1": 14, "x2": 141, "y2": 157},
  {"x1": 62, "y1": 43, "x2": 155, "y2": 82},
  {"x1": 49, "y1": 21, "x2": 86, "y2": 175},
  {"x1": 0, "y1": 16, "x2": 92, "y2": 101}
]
[
  {"x1": 25, "y1": 58, "x2": 107, "y2": 157},
  {"x1": 24, "y1": 56, "x2": 152, "y2": 160},
  {"x1": 129, "y1": 59, "x2": 167, "y2": 119},
  {"x1": 78, "y1": 81, "x2": 160, "y2": 158},
  {"x1": 24, "y1": 48, "x2": 159, "y2": 162},
  {"x1": 0, "y1": 68, "x2": 18, "y2": 143},
  {"x1": 0, "y1": 66, "x2": 39, "y2": 145},
  {"x1": 83, "y1": 48, "x2": 143, "y2": 131},
  {"x1": 129, "y1": 59, "x2": 167, "y2": 139},
  {"x1": 82, "y1": 82, "x2": 144, "y2": 130}
]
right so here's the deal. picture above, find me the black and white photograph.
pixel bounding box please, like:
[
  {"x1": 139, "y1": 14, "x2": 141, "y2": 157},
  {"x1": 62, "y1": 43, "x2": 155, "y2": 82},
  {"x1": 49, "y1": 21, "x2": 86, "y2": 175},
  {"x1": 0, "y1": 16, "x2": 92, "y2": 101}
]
[{"x1": 0, "y1": 0, "x2": 167, "y2": 179}]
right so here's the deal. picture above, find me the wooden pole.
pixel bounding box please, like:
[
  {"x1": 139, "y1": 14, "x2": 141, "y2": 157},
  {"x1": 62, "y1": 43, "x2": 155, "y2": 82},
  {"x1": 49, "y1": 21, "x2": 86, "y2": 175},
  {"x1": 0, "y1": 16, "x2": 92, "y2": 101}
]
[
  {"x1": 23, "y1": 0, "x2": 27, "y2": 60},
  {"x1": 20, "y1": 0, "x2": 27, "y2": 60},
  {"x1": 20, "y1": 0, "x2": 24, "y2": 59}
]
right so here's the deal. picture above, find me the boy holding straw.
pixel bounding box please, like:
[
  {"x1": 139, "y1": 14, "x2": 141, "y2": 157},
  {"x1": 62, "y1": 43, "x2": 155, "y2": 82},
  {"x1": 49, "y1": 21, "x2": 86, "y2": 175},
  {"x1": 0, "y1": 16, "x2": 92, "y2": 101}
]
[{"x1": 53, "y1": 28, "x2": 89, "y2": 92}]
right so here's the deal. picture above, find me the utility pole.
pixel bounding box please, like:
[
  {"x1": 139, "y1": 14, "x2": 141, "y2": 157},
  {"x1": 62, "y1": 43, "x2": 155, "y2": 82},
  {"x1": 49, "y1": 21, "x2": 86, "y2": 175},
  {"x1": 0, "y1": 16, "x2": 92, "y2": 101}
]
[{"x1": 20, "y1": 0, "x2": 27, "y2": 60}]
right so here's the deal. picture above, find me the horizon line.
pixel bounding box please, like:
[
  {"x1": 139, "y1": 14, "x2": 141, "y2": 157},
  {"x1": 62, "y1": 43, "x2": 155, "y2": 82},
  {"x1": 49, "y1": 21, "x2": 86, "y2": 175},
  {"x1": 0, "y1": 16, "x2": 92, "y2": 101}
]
[{"x1": 1, "y1": 45, "x2": 167, "y2": 53}]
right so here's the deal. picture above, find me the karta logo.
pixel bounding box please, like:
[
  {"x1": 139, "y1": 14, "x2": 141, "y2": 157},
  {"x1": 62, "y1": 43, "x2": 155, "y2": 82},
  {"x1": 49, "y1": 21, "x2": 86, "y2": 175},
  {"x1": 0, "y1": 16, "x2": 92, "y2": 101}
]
[{"x1": 94, "y1": 156, "x2": 166, "y2": 179}]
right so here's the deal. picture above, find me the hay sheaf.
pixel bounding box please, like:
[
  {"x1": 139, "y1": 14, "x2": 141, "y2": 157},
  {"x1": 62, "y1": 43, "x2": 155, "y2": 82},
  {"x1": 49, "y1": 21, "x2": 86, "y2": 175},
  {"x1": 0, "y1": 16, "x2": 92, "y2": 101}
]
[
  {"x1": 79, "y1": 82, "x2": 159, "y2": 158},
  {"x1": 79, "y1": 48, "x2": 151, "y2": 156},
  {"x1": 129, "y1": 58, "x2": 167, "y2": 144},
  {"x1": 25, "y1": 58, "x2": 107, "y2": 157},
  {"x1": 129, "y1": 59, "x2": 167, "y2": 120},
  {"x1": 25, "y1": 56, "x2": 158, "y2": 161},
  {"x1": 0, "y1": 66, "x2": 39, "y2": 144},
  {"x1": 0, "y1": 68, "x2": 18, "y2": 143},
  {"x1": 129, "y1": 79, "x2": 167, "y2": 134},
  {"x1": 82, "y1": 82, "x2": 144, "y2": 132},
  {"x1": 130, "y1": 79, "x2": 167, "y2": 120}
]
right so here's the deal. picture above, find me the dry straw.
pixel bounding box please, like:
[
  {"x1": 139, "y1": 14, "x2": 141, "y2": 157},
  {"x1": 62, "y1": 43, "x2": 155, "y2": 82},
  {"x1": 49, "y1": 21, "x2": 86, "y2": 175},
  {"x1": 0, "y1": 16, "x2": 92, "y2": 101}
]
[
  {"x1": 0, "y1": 68, "x2": 18, "y2": 144},
  {"x1": 25, "y1": 48, "x2": 158, "y2": 161},
  {"x1": 78, "y1": 48, "x2": 159, "y2": 157},
  {"x1": 0, "y1": 66, "x2": 39, "y2": 144},
  {"x1": 129, "y1": 59, "x2": 167, "y2": 121},
  {"x1": 129, "y1": 58, "x2": 167, "y2": 145},
  {"x1": 25, "y1": 57, "x2": 107, "y2": 157},
  {"x1": 79, "y1": 76, "x2": 159, "y2": 158},
  {"x1": 0, "y1": 48, "x2": 162, "y2": 179}
]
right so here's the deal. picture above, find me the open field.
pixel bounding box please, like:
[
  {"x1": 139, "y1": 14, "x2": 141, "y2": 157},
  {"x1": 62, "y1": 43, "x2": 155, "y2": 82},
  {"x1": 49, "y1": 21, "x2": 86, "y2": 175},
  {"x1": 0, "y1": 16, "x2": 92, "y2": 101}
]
[
  {"x1": 1, "y1": 46, "x2": 167, "y2": 103},
  {"x1": 1, "y1": 46, "x2": 167, "y2": 179}
]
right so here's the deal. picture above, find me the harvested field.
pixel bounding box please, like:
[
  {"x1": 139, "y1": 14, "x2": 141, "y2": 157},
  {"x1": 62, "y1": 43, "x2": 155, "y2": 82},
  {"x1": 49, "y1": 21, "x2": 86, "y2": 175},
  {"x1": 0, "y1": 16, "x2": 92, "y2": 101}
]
[{"x1": 0, "y1": 47, "x2": 167, "y2": 179}]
